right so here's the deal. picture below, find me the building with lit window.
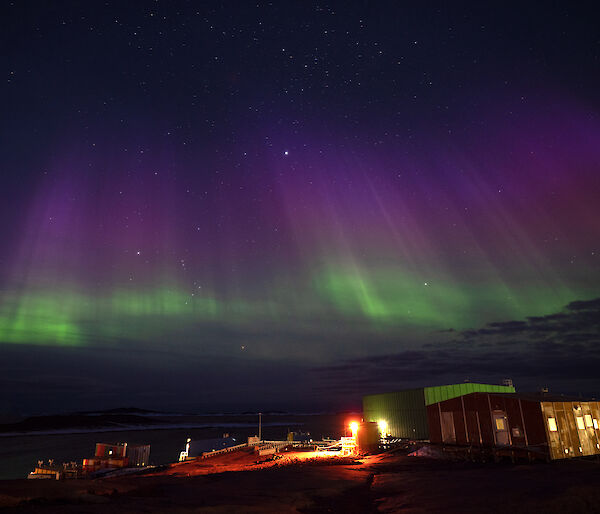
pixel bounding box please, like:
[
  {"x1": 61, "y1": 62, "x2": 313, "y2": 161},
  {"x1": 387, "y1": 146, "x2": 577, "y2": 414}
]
[
  {"x1": 426, "y1": 392, "x2": 600, "y2": 460},
  {"x1": 82, "y1": 442, "x2": 150, "y2": 472}
]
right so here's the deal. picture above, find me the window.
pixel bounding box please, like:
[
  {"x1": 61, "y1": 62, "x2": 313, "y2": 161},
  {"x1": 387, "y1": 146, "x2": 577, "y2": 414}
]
[
  {"x1": 584, "y1": 414, "x2": 593, "y2": 428},
  {"x1": 495, "y1": 418, "x2": 506, "y2": 431},
  {"x1": 548, "y1": 417, "x2": 558, "y2": 432},
  {"x1": 576, "y1": 417, "x2": 585, "y2": 430},
  {"x1": 594, "y1": 419, "x2": 599, "y2": 430}
]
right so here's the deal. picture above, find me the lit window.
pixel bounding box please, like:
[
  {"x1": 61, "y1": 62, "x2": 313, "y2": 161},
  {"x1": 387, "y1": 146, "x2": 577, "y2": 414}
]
[
  {"x1": 594, "y1": 419, "x2": 599, "y2": 430},
  {"x1": 584, "y1": 414, "x2": 593, "y2": 428},
  {"x1": 548, "y1": 418, "x2": 558, "y2": 432},
  {"x1": 576, "y1": 417, "x2": 585, "y2": 430},
  {"x1": 495, "y1": 418, "x2": 505, "y2": 431}
]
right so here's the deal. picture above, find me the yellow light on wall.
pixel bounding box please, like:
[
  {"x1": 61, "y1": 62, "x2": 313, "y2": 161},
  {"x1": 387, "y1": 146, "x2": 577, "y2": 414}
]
[
  {"x1": 349, "y1": 422, "x2": 359, "y2": 437},
  {"x1": 378, "y1": 420, "x2": 387, "y2": 434},
  {"x1": 576, "y1": 417, "x2": 585, "y2": 430}
]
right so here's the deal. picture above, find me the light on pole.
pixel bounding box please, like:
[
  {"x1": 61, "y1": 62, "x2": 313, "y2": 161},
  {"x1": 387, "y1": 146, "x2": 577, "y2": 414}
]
[{"x1": 258, "y1": 412, "x2": 262, "y2": 440}]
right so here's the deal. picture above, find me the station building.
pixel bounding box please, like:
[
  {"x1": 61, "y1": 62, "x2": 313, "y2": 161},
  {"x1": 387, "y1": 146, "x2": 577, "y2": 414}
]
[
  {"x1": 363, "y1": 382, "x2": 600, "y2": 460},
  {"x1": 363, "y1": 382, "x2": 516, "y2": 439},
  {"x1": 427, "y1": 392, "x2": 600, "y2": 460}
]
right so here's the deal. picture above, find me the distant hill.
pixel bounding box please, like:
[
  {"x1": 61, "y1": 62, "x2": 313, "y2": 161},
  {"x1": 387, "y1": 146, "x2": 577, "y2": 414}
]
[
  {"x1": 0, "y1": 413, "x2": 23, "y2": 424},
  {"x1": 74, "y1": 407, "x2": 164, "y2": 416},
  {"x1": 0, "y1": 412, "x2": 167, "y2": 433}
]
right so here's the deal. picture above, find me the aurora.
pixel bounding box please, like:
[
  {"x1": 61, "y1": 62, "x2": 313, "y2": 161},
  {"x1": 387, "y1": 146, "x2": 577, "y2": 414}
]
[
  {"x1": 1, "y1": 1, "x2": 599, "y2": 413},
  {"x1": 1, "y1": 107, "x2": 597, "y2": 356}
]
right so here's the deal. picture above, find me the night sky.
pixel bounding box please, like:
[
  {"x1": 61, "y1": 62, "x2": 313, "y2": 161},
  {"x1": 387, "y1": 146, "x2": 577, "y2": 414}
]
[{"x1": 1, "y1": 2, "x2": 599, "y2": 415}]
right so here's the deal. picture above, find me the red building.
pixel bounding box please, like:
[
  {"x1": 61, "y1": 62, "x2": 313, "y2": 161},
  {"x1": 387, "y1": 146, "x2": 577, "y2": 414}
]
[
  {"x1": 427, "y1": 392, "x2": 600, "y2": 460},
  {"x1": 82, "y1": 442, "x2": 150, "y2": 472}
]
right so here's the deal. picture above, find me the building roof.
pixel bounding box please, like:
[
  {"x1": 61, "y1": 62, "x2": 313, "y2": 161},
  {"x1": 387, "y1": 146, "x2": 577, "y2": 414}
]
[
  {"x1": 485, "y1": 391, "x2": 598, "y2": 403},
  {"x1": 363, "y1": 382, "x2": 516, "y2": 406}
]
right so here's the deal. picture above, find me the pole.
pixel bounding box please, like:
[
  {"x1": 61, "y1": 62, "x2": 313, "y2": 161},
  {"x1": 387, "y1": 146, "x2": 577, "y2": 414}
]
[{"x1": 259, "y1": 412, "x2": 262, "y2": 441}]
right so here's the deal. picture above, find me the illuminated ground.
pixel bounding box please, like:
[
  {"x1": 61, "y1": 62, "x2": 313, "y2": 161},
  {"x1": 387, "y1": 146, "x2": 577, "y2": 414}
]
[
  {"x1": 157, "y1": 447, "x2": 344, "y2": 477},
  {"x1": 1, "y1": 449, "x2": 600, "y2": 512}
]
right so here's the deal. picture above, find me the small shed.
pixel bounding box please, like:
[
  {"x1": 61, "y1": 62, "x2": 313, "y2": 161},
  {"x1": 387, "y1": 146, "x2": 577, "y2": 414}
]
[
  {"x1": 83, "y1": 442, "x2": 150, "y2": 471},
  {"x1": 356, "y1": 421, "x2": 380, "y2": 453},
  {"x1": 427, "y1": 392, "x2": 600, "y2": 460}
]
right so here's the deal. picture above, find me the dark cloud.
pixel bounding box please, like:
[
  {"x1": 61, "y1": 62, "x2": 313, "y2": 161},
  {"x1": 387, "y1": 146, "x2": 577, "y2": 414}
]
[
  {"x1": 0, "y1": 345, "x2": 318, "y2": 415},
  {"x1": 312, "y1": 297, "x2": 600, "y2": 400},
  {"x1": 3, "y1": 298, "x2": 599, "y2": 415}
]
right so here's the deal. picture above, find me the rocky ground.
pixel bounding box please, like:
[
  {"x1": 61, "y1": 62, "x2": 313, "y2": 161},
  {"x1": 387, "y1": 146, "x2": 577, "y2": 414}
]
[{"x1": 1, "y1": 448, "x2": 600, "y2": 513}]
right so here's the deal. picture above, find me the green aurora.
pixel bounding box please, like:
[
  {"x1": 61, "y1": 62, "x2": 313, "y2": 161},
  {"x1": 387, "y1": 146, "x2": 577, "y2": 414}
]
[{"x1": 0, "y1": 264, "x2": 590, "y2": 348}]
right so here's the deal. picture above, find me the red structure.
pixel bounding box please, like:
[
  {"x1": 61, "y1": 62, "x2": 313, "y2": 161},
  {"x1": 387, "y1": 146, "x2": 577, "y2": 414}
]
[{"x1": 82, "y1": 442, "x2": 150, "y2": 472}]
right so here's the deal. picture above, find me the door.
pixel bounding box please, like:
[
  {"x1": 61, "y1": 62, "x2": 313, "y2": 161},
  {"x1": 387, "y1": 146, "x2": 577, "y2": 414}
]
[
  {"x1": 493, "y1": 411, "x2": 510, "y2": 446},
  {"x1": 441, "y1": 411, "x2": 456, "y2": 444}
]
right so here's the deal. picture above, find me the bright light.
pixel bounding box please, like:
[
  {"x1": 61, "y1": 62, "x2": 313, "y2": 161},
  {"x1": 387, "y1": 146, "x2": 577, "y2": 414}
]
[
  {"x1": 378, "y1": 420, "x2": 387, "y2": 434},
  {"x1": 349, "y1": 422, "x2": 359, "y2": 436}
]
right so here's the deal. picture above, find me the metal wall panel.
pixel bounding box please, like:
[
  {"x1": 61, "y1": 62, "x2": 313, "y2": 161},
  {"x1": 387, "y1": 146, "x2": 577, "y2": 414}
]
[
  {"x1": 541, "y1": 401, "x2": 600, "y2": 460},
  {"x1": 428, "y1": 393, "x2": 542, "y2": 450},
  {"x1": 363, "y1": 388, "x2": 429, "y2": 439}
]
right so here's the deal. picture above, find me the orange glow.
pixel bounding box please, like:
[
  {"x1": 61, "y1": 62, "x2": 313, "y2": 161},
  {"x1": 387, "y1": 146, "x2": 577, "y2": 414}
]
[{"x1": 349, "y1": 421, "x2": 359, "y2": 436}]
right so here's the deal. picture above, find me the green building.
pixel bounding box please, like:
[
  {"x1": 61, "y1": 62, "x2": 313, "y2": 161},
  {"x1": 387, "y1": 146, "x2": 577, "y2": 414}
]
[{"x1": 363, "y1": 383, "x2": 516, "y2": 439}]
